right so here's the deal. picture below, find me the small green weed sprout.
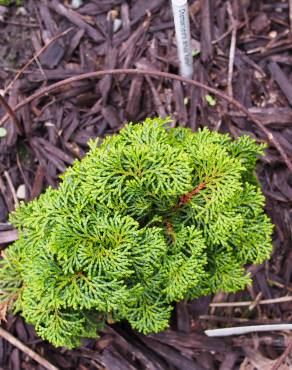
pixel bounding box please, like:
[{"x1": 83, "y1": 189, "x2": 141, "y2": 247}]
[{"x1": 0, "y1": 118, "x2": 273, "y2": 348}]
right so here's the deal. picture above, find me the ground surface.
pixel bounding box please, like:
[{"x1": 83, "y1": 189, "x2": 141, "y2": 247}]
[{"x1": 0, "y1": 1, "x2": 292, "y2": 369}]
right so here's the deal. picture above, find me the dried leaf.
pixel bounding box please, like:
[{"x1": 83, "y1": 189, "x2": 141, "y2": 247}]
[{"x1": 0, "y1": 301, "x2": 9, "y2": 322}]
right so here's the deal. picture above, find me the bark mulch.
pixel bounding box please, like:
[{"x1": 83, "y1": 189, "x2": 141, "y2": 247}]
[{"x1": 1, "y1": 1, "x2": 292, "y2": 369}]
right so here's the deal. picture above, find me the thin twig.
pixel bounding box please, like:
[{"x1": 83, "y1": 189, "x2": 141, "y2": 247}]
[
  {"x1": 271, "y1": 338, "x2": 292, "y2": 370},
  {"x1": 226, "y1": 2, "x2": 237, "y2": 97},
  {"x1": 248, "y1": 291, "x2": 262, "y2": 311},
  {"x1": 205, "y1": 324, "x2": 292, "y2": 337},
  {"x1": 267, "y1": 279, "x2": 292, "y2": 293},
  {"x1": 0, "y1": 327, "x2": 59, "y2": 370},
  {"x1": 199, "y1": 314, "x2": 281, "y2": 325},
  {"x1": 289, "y1": 0, "x2": 292, "y2": 33},
  {"x1": 0, "y1": 68, "x2": 291, "y2": 172},
  {"x1": 34, "y1": 55, "x2": 48, "y2": 83},
  {"x1": 4, "y1": 27, "x2": 73, "y2": 95},
  {"x1": 212, "y1": 20, "x2": 245, "y2": 45},
  {"x1": 0, "y1": 95, "x2": 22, "y2": 134},
  {"x1": 3, "y1": 171, "x2": 19, "y2": 208},
  {"x1": 16, "y1": 153, "x2": 32, "y2": 194},
  {"x1": 209, "y1": 295, "x2": 292, "y2": 308},
  {"x1": 0, "y1": 20, "x2": 39, "y2": 28},
  {"x1": 211, "y1": 24, "x2": 235, "y2": 45}
]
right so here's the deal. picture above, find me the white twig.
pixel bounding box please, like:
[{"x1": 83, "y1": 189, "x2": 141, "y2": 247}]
[
  {"x1": 209, "y1": 295, "x2": 292, "y2": 308},
  {"x1": 227, "y1": 2, "x2": 237, "y2": 97},
  {"x1": 205, "y1": 324, "x2": 292, "y2": 337}
]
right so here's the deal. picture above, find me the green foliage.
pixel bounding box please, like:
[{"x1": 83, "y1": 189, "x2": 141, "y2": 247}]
[
  {"x1": 0, "y1": 118, "x2": 273, "y2": 348},
  {"x1": 0, "y1": 0, "x2": 21, "y2": 5}
]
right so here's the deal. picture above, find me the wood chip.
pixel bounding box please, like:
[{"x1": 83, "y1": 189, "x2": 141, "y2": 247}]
[
  {"x1": 268, "y1": 61, "x2": 292, "y2": 106},
  {"x1": 48, "y1": 0, "x2": 103, "y2": 43},
  {"x1": 0, "y1": 229, "x2": 19, "y2": 244}
]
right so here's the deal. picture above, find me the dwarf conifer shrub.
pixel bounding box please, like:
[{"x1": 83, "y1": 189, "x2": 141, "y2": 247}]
[{"x1": 0, "y1": 118, "x2": 273, "y2": 348}]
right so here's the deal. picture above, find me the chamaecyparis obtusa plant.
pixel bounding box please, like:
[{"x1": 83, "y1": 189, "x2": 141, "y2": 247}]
[{"x1": 0, "y1": 118, "x2": 273, "y2": 348}]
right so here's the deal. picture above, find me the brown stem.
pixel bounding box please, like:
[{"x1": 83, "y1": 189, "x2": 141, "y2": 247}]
[
  {"x1": 164, "y1": 182, "x2": 205, "y2": 241},
  {"x1": 173, "y1": 182, "x2": 206, "y2": 210},
  {"x1": 0, "y1": 68, "x2": 291, "y2": 171}
]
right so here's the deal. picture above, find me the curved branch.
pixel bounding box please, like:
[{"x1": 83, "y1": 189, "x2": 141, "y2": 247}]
[{"x1": 1, "y1": 68, "x2": 291, "y2": 171}]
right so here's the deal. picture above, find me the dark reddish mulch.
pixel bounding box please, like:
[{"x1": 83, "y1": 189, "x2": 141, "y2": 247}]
[{"x1": 1, "y1": 1, "x2": 292, "y2": 369}]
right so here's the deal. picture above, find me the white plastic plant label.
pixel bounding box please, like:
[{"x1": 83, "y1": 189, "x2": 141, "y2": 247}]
[{"x1": 171, "y1": 0, "x2": 193, "y2": 78}]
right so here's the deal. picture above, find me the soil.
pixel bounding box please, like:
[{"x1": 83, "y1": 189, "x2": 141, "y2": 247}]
[{"x1": 0, "y1": 1, "x2": 292, "y2": 369}]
